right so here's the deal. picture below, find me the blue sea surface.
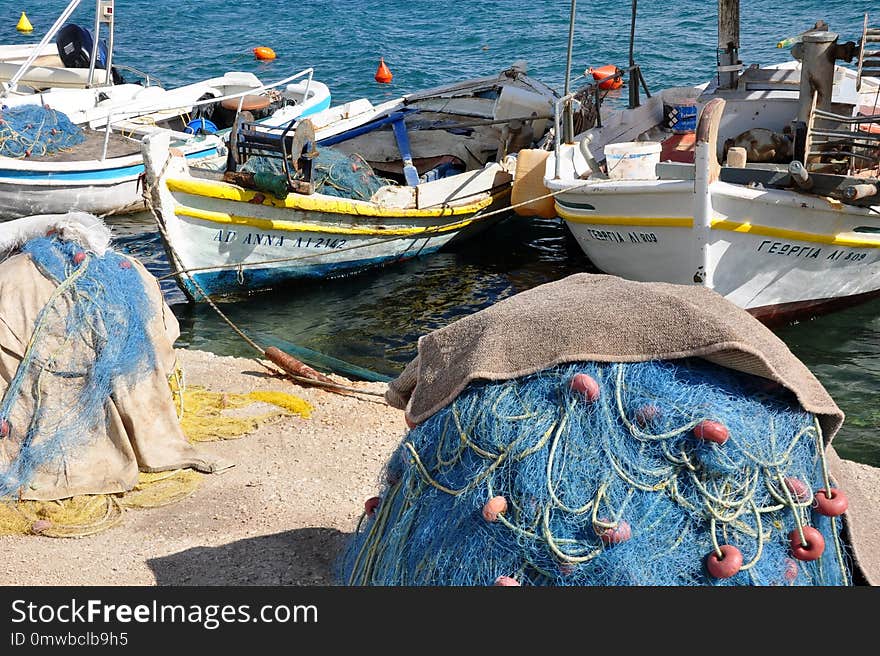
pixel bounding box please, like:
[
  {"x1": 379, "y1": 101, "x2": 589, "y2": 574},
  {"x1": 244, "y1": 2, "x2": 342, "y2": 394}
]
[{"x1": 3, "y1": 1, "x2": 879, "y2": 465}]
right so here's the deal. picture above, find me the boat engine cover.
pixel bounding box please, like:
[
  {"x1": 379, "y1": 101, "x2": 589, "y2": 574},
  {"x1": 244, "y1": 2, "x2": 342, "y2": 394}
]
[{"x1": 56, "y1": 24, "x2": 108, "y2": 69}]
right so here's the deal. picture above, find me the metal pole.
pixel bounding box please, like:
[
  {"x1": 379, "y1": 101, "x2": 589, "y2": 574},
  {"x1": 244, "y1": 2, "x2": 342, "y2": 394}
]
[
  {"x1": 87, "y1": 0, "x2": 101, "y2": 86},
  {"x1": 629, "y1": 0, "x2": 639, "y2": 108},
  {"x1": 105, "y1": 1, "x2": 114, "y2": 84},
  {"x1": 562, "y1": 0, "x2": 577, "y2": 143}
]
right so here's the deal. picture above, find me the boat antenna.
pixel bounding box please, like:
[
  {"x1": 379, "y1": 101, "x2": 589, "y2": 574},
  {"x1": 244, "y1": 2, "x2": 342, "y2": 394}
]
[
  {"x1": 1, "y1": 0, "x2": 84, "y2": 97},
  {"x1": 562, "y1": 0, "x2": 577, "y2": 143}
]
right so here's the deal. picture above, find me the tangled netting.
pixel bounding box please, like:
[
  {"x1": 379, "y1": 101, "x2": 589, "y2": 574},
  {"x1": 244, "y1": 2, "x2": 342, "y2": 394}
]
[
  {"x1": 0, "y1": 236, "x2": 156, "y2": 498},
  {"x1": 0, "y1": 105, "x2": 84, "y2": 158},
  {"x1": 242, "y1": 146, "x2": 389, "y2": 201},
  {"x1": 340, "y1": 359, "x2": 852, "y2": 586}
]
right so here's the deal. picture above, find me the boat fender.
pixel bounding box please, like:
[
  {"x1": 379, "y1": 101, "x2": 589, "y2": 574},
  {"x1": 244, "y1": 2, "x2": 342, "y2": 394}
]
[
  {"x1": 510, "y1": 149, "x2": 556, "y2": 218},
  {"x1": 589, "y1": 65, "x2": 623, "y2": 90}
]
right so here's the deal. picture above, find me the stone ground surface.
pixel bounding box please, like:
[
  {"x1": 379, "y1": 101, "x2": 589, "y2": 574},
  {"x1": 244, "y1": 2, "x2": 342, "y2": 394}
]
[{"x1": 0, "y1": 348, "x2": 402, "y2": 586}]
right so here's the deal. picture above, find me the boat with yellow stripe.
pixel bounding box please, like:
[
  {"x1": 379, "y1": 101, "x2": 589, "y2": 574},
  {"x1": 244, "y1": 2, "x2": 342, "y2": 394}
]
[
  {"x1": 515, "y1": 3, "x2": 880, "y2": 324},
  {"x1": 143, "y1": 64, "x2": 557, "y2": 300}
]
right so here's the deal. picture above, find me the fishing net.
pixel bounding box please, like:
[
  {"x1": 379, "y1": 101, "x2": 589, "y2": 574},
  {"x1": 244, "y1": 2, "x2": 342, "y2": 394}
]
[
  {"x1": 179, "y1": 386, "x2": 313, "y2": 442},
  {"x1": 241, "y1": 147, "x2": 390, "y2": 201},
  {"x1": 0, "y1": 104, "x2": 84, "y2": 158},
  {"x1": 341, "y1": 359, "x2": 852, "y2": 586}
]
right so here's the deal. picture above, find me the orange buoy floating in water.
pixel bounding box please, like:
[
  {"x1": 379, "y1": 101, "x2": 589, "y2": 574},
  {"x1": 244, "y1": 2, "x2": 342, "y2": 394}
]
[
  {"x1": 375, "y1": 58, "x2": 392, "y2": 84},
  {"x1": 253, "y1": 46, "x2": 276, "y2": 61},
  {"x1": 589, "y1": 64, "x2": 623, "y2": 90},
  {"x1": 17, "y1": 12, "x2": 33, "y2": 33}
]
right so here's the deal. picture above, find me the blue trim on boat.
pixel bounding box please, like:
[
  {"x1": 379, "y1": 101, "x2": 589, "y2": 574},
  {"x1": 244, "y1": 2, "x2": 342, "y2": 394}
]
[
  {"x1": 184, "y1": 247, "x2": 440, "y2": 298},
  {"x1": 0, "y1": 146, "x2": 218, "y2": 182},
  {"x1": 298, "y1": 95, "x2": 331, "y2": 119}
]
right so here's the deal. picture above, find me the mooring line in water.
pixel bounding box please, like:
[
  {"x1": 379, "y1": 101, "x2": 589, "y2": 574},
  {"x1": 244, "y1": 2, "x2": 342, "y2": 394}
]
[{"x1": 142, "y1": 157, "x2": 387, "y2": 399}]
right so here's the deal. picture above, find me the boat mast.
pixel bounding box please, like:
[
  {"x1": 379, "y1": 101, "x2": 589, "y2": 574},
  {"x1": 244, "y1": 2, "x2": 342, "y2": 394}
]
[
  {"x1": 562, "y1": 0, "x2": 577, "y2": 143},
  {"x1": 717, "y1": 0, "x2": 741, "y2": 89}
]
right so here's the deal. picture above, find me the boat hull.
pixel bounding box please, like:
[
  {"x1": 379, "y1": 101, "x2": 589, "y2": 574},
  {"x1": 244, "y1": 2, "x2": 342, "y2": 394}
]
[
  {"x1": 0, "y1": 142, "x2": 220, "y2": 220},
  {"x1": 556, "y1": 179, "x2": 880, "y2": 319},
  {"x1": 156, "y1": 175, "x2": 507, "y2": 300}
]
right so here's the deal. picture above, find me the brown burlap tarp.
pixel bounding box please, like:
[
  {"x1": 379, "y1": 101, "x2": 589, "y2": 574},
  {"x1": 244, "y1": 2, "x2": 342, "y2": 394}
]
[
  {"x1": 0, "y1": 238, "x2": 227, "y2": 502},
  {"x1": 386, "y1": 273, "x2": 877, "y2": 585}
]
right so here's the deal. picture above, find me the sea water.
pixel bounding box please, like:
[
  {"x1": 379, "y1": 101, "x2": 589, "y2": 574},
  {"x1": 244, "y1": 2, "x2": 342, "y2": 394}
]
[{"x1": 4, "y1": 0, "x2": 878, "y2": 465}]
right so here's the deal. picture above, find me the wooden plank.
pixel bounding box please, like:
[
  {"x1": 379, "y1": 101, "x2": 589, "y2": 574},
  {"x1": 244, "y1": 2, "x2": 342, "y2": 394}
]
[{"x1": 415, "y1": 165, "x2": 511, "y2": 209}]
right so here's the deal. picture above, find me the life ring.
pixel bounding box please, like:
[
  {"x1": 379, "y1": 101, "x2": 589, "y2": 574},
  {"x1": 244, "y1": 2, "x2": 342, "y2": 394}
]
[
  {"x1": 511, "y1": 149, "x2": 556, "y2": 218},
  {"x1": 589, "y1": 65, "x2": 624, "y2": 90}
]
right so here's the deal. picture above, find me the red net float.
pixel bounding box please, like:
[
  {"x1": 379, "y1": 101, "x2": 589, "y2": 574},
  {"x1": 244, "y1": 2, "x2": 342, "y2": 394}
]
[
  {"x1": 789, "y1": 526, "x2": 825, "y2": 561},
  {"x1": 482, "y1": 496, "x2": 508, "y2": 522},
  {"x1": 364, "y1": 496, "x2": 381, "y2": 518},
  {"x1": 813, "y1": 488, "x2": 848, "y2": 516},
  {"x1": 493, "y1": 575, "x2": 520, "y2": 586},
  {"x1": 597, "y1": 520, "x2": 632, "y2": 546},
  {"x1": 635, "y1": 404, "x2": 660, "y2": 426},
  {"x1": 73, "y1": 251, "x2": 86, "y2": 265},
  {"x1": 0, "y1": 419, "x2": 9, "y2": 437},
  {"x1": 705, "y1": 544, "x2": 743, "y2": 579},
  {"x1": 570, "y1": 373, "x2": 600, "y2": 402},
  {"x1": 693, "y1": 420, "x2": 729, "y2": 445},
  {"x1": 784, "y1": 477, "x2": 810, "y2": 502}
]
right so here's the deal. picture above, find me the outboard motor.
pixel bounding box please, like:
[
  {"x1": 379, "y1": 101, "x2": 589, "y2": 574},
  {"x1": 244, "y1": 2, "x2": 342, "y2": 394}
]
[{"x1": 55, "y1": 23, "x2": 108, "y2": 70}]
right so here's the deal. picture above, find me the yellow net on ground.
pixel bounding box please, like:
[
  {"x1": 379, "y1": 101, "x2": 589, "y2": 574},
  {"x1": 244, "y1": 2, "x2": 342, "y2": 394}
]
[
  {"x1": 0, "y1": 378, "x2": 312, "y2": 537},
  {"x1": 179, "y1": 387, "x2": 313, "y2": 442}
]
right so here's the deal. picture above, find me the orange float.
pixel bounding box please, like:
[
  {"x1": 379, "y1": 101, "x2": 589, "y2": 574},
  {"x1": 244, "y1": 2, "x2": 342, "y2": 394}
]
[
  {"x1": 589, "y1": 64, "x2": 623, "y2": 90},
  {"x1": 253, "y1": 46, "x2": 276, "y2": 61},
  {"x1": 375, "y1": 58, "x2": 392, "y2": 84}
]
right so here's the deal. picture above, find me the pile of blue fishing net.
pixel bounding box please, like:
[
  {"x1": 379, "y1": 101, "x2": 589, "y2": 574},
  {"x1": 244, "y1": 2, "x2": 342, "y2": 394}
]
[
  {"x1": 0, "y1": 105, "x2": 85, "y2": 158},
  {"x1": 0, "y1": 236, "x2": 156, "y2": 497},
  {"x1": 340, "y1": 359, "x2": 852, "y2": 586}
]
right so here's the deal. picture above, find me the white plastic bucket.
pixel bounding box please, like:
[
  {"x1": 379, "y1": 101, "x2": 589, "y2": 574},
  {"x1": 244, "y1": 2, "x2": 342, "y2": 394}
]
[{"x1": 604, "y1": 141, "x2": 661, "y2": 180}]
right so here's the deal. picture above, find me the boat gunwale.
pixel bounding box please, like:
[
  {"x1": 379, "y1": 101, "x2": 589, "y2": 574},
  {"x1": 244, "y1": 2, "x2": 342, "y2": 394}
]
[{"x1": 166, "y1": 175, "x2": 505, "y2": 219}]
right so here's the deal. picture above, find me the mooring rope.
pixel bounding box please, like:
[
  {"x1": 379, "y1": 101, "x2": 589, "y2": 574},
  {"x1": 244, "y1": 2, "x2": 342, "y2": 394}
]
[{"x1": 141, "y1": 155, "x2": 386, "y2": 399}]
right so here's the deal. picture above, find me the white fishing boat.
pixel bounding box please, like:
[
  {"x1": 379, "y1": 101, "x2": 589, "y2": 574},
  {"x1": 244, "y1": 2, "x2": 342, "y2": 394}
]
[
  {"x1": 143, "y1": 64, "x2": 558, "y2": 300},
  {"x1": 516, "y1": 1, "x2": 880, "y2": 325},
  {"x1": 0, "y1": 0, "x2": 331, "y2": 220}
]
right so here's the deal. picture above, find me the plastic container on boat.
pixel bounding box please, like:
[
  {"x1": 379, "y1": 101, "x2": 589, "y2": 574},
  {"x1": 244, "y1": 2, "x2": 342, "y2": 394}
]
[
  {"x1": 663, "y1": 89, "x2": 700, "y2": 134},
  {"x1": 604, "y1": 141, "x2": 661, "y2": 180}
]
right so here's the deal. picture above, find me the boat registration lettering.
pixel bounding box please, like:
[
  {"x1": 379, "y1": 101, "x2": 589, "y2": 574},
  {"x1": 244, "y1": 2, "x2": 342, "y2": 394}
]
[
  {"x1": 826, "y1": 250, "x2": 868, "y2": 263},
  {"x1": 293, "y1": 237, "x2": 347, "y2": 249},
  {"x1": 587, "y1": 229, "x2": 658, "y2": 244},
  {"x1": 757, "y1": 240, "x2": 820, "y2": 258}
]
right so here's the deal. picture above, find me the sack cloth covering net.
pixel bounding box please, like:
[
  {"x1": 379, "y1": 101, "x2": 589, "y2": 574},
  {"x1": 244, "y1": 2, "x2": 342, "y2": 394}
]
[
  {"x1": 340, "y1": 274, "x2": 877, "y2": 586},
  {"x1": 0, "y1": 213, "x2": 225, "y2": 503}
]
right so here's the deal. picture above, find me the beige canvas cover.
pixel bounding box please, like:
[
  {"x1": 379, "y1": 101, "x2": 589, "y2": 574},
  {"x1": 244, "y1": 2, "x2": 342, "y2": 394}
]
[{"x1": 0, "y1": 213, "x2": 227, "y2": 502}]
